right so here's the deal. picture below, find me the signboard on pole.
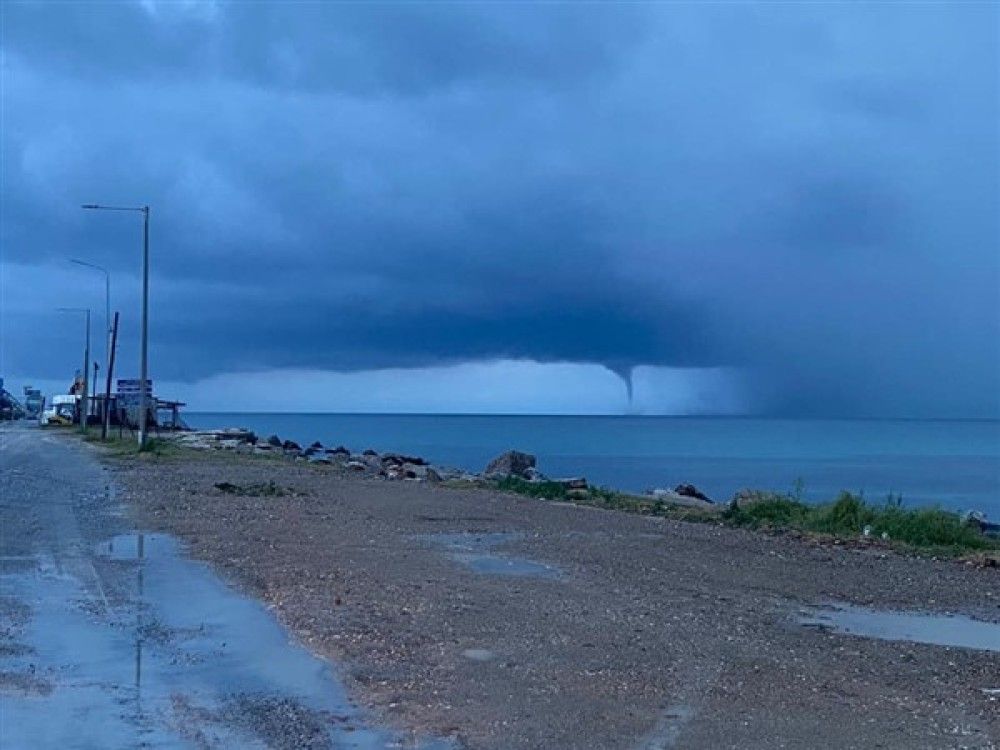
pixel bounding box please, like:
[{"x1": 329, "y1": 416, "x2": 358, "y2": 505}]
[{"x1": 117, "y1": 379, "x2": 152, "y2": 396}]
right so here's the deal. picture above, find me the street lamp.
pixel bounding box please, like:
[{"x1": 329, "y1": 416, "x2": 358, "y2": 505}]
[
  {"x1": 57, "y1": 307, "x2": 91, "y2": 434},
  {"x1": 70, "y1": 258, "x2": 112, "y2": 438},
  {"x1": 82, "y1": 203, "x2": 150, "y2": 447}
]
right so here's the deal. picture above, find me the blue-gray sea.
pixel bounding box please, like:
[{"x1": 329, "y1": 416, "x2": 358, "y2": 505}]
[{"x1": 186, "y1": 414, "x2": 1000, "y2": 517}]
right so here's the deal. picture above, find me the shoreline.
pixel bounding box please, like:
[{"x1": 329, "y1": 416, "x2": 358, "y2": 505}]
[
  {"x1": 71, "y1": 428, "x2": 1000, "y2": 748},
  {"x1": 179, "y1": 413, "x2": 1000, "y2": 518},
  {"x1": 148, "y1": 426, "x2": 1000, "y2": 560}
]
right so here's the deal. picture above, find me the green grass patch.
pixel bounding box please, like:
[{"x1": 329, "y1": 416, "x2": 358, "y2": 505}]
[
  {"x1": 493, "y1": 476, "x2": 719, "y2": 522},
  {"x1": 724, "y1": 491, "x2": 995, "y2": 554},
  {"x1": 213, "y1": 480, "x2": 291, "y2": 497},
  {"x1": 492, "y1": 477, "x2": 995, "y2": 556},
  {"x1": 83, "y1": 433, "x2": 183, "y2": 458}
]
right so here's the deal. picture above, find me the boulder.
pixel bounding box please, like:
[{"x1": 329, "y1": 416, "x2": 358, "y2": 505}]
[
  {"x1": 426, "y1": 467, "x2": 443, "y2": 483},
  {"x1": 402, "y1": 463, "x2": 428, "y2": 480},
  {"x1": 963, "y1": 510, "x2": 1000, "y2": 538},
  {"x1": 218, "y1": 427, "x2": 256, "y2": 444},
  {"x1": 326, "y1": 445, "x2": 350, "y2": 456},
  {"x1": 362, "y1": 448, "x2": 379, "y2": 457},
  {"x1": 559, "y1": 477, "x2": 588, "y2": 490},
  {"x1": 484, "y1": 450, "x2": 537, "y2": 479},
  {"x1": 266, "y1": 434, "x2": 282, "y2": 447},
  {"x1": 647, "y1": 487, "x2": 717, "y2": 511},
  {"x1": 674, "y1": 483, "x2": 711, "y2": 503},
  {"x1": 345, "y1": 460, "x2": 367, "y2": 472},
  {"x1": 523, "y1": 467, "x2": 548, "y2": 482},
  {"x1": 282, "y1": 439, "x2": 301, "y2": 452},
  {"x1": 382, "y1": 452, "x2": 427, "y2": 466}
]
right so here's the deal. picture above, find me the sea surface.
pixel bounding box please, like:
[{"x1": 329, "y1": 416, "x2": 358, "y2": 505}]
[{"x1": 186, "y1": 414, "x2": 1000, "y2": 517}]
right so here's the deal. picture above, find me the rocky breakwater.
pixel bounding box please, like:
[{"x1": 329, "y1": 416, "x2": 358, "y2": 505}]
[
  {"x1": 167, "y1": 433, "x2": 723, "y2": 513},
  {"x1": 166, "y1": 428, "x2": 475, "y2": 484}
]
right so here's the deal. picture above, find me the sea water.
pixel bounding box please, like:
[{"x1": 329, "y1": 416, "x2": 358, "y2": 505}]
[{"x1": 185, "y1": 414, "x2": 1000, "y2": 517}]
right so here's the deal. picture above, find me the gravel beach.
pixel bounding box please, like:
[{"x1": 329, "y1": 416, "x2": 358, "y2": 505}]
[{"x1": 106, "y1": 444, "x2": 999, "y2": 749}]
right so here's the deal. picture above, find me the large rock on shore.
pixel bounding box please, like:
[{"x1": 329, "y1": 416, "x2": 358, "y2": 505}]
[
  {"x1": 674, "y1": 483, "x2": 712, "y2": 503},
  {"x1": 484, "y1": 450, "x2": 537, "y2": 479},
  {"x1": 647, "y1": 487, "x2": 717, "y2": 511}
]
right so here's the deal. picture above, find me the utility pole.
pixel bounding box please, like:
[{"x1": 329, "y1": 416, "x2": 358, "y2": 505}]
[
  {"x1": 59, "y1": 307, "x2": 91, "y2": 434},
  {"x1": 139, "y1": 206, "x2": 150, "y2": 447},
  {"x1": 104, "y1": 312, "x2": 119, "y2": 440},
  {"x1": 70, "y1": 259, "x2": 112, "y2": 437},
  {"x1": 82, "y1": 203, "x2": 151, "y2": 447}
]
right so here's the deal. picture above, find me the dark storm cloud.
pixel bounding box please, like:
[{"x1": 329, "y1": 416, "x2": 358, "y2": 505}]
[{"x1": 2, "y1": 1, "x2": 997, "y2": 416}]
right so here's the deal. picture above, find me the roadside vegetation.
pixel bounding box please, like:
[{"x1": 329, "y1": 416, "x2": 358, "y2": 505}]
[
  {"x1": 724, "y1": 491, "x2": 995, "y2": 554},
  {"x1": 82, "y1": 432, "x2": 182, "y2": 457},
  {"x1": 492, "y1": 477, "x2": 721, "y2": 521},
  {"x1": 213, "y1": 480, "x2": 294, "y2": 497},
  {"x1": 493, "y1": 477, "x2": 998, "y2": 557}
]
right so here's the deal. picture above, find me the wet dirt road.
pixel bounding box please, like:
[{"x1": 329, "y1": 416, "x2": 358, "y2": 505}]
[{"x1": 0, "y1": 424, "x2": 448, "y2": 749}]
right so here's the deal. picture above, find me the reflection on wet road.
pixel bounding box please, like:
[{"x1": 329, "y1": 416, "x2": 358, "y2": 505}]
[
  {"x1": 800, "y1": 602, "x2": 1000, "y2": 652},
  {"x1": 418, "y1": 532, "x2": 562, "y2": 579},
  {"x1": 0, "y1": 424, "x2": 452, "y2": 749}
]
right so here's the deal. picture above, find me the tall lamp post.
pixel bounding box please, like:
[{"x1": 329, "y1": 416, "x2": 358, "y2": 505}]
[
  {"x1": 70, "y1": 259, "x2": 111, "y2": 438},
  {"x1": 82, "y1": 204, "x2": 150, "y2": 447},
  {"x1": 57, "y1": 307, "x2": 91, "y2": 434}
]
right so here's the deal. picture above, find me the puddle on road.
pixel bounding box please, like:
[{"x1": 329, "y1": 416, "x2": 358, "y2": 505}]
[
  {"x1": 419, "y1": 532, "x2": 561, "y2": 580},
  {"x1": 1, "y1": 531, "x2": 455, "y2": 749},
  {"x1": 799, "y1": 603, "x2": 1000, "y2": 652},
  {"x1": 636, "y1": 704, "x2": 694, "y2": 750}
]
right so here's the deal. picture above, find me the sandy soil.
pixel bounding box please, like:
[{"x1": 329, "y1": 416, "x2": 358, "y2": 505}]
[{"x1": 106, "y1": 446, "x2": 999, "y2": 750}]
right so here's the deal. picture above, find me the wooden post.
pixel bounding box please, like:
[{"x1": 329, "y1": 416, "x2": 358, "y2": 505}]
[{"x1": 103, "y1": 312, "x2": 119, "y2": 440}]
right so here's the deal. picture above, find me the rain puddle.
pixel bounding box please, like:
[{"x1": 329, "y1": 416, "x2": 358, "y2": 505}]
[
  {"x1": 0, "y1": 531, "x2": 454, "y2": 749},
  {"x1": 419, "y1": 532, "x2": 561, "y2": 579},
  {"x1": 799, "y1": 602, "x2": 1000, "y2": 652}
]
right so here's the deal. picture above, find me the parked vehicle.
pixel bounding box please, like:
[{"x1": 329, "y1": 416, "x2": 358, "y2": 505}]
[{"x1": 40, "y1": 395, "x2": 79, "y2": 426}]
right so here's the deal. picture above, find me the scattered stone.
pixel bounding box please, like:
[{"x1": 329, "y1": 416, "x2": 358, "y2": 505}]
[
  {"x1": 484, "y1": 450, "x2": 537, "y2": 479},
  {"x1": 345, "y1": 461, "x2": 367, "y2": 472}
]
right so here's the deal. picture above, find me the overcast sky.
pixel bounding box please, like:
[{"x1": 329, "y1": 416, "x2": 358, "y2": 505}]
[{"x1": 1, "y1": 1, "x2": 997, "y2": 416}]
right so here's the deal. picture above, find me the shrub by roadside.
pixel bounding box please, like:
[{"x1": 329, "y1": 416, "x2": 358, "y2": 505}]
[
  {"x1": 494, "y1": 477, "x2": 997, "y2": 557},
  {"x1": 724, "y1": 491, "x2": 996, "y2": 554}
]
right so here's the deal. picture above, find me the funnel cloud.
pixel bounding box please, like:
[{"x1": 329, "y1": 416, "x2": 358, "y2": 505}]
[{"x1": 1, "y1": 3, "x2": 997, "y2": 416}]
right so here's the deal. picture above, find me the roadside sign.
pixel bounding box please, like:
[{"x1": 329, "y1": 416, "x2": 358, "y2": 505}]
[{"x1": 117, "y1": 379, "x2": 152, "y2": 395}]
